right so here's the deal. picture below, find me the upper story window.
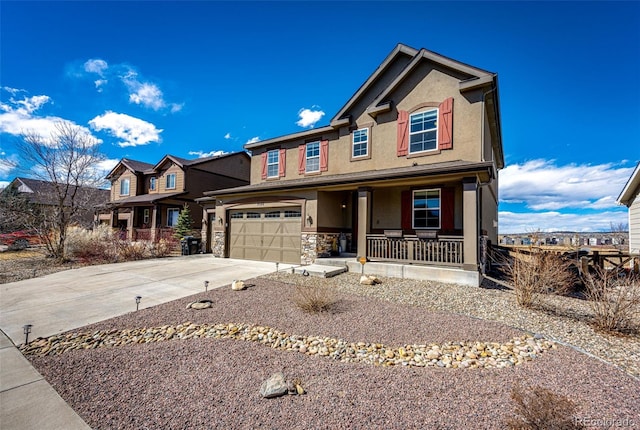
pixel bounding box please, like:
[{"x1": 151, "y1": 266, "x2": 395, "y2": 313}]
[
  {"x1": 413, "y1": 189, "x2": 440, "y2": 229},
  {"x1": 166, "y1": 173, "x2": 176, "y2": 190},
  {"x1": 352, "y1": 129, "x2": 369, "y2": 158},
  {"x1": 120, "y1": 178, "x2": 130, "y2": 196},
  {"x1": 267, "y1": 150, "x2": 279, "y2": 178},
  {"x1": 410, "y1": 109, "x2": 438, "y2": 154},
  {"x1": 149, "y1": 177, "x2": 156, "y2": 191},
  {"x1": 306, "y1": 141, "x2": 320, "y2": 173}
]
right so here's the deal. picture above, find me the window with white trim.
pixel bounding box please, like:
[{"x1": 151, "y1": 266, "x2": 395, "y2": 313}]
[
  {"x1": 149, "y1": 177, "x2": 156, "y2": 191},
  {"x1": 410, "y1": 109, "x2": 438, "y2": 154},
  {"x1": 267, "y1": 150, "x2": 279, "y2": 178},
  {"x1": 306, "y1": 141, "x2": 320, "y2": 173},
  {"x1": 166, "y1": 173, "x2": 176, "y2": 189},
  {"x1": 413, "y1": 189, "x2": 440, "y2": 229},
  {"x1": 167, "y1": 208, "x2": 180, "y2": 227},
  {"x1": 120, "y1": 178, "x2": 130, "y2": 196},
  {"x1": 352, "y1": 128, "x2": 368, "y2": 158}
]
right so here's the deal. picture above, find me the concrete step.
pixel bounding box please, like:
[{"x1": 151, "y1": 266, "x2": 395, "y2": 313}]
[{"x1": 293, "y1": 264, "x2": 348, "y2": 278}]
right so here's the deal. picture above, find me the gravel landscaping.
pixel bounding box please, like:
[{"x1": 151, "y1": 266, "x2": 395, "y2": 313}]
[{"x1": 25, "y1": 272, "x2": 640, "y2": 429}]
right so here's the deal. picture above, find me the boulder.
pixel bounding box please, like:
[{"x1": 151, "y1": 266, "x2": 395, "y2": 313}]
[
  {"x1": 232, "y1": 280, "x2": 246, "y2": 291},
  {"x1": 359, "y1": 275, "x2": 381, "y2": 285},
  {"x1": 260, "y1": 372, "x2": 288, "y2": 398}
]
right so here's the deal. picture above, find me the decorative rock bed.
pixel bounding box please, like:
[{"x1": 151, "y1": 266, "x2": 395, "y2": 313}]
[{"x1": 19, "y1": 322, "x2": 555, "y2": 369}]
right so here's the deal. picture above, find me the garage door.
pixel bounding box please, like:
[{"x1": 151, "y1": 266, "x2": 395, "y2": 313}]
[{"x1": 229, "y1": 208, "x2": 301, "y2": 264}]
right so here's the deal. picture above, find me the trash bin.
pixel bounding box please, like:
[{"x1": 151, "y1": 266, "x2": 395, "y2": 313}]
[
  {"x1": 181, "y1": 236, "x2": 193, "y2": 255},
  {"x1": 188, "y1": 237, "x2": 201, "y2": 255}
]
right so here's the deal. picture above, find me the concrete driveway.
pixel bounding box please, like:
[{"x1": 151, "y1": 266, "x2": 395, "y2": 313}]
[{"x1": 0, "y1": 255, "x2": 287, "y2": 345}]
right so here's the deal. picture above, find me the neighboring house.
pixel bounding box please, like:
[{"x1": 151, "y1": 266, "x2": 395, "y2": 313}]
[
  {"x1": 617, "y1": 162, "x2": 640, "y2": 260},
  {"x1": 2, "y1": 177, "x2": 109, "y2": 228},
  {"x1": 198, "y1": 43, "x2": 504, "y2": 286},
  {"x1": 98, "y1": 152, "x2": 250, "y2": 242}
]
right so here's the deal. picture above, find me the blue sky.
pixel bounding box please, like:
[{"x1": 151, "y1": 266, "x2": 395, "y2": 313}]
[{"x1": 1, "y1": 1, "x2": 638, "y2": 234}]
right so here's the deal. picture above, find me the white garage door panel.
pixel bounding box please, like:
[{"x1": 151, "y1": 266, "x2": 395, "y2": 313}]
[{"x1": 229, "y1": 209, "x2": 301, "y2": 264}]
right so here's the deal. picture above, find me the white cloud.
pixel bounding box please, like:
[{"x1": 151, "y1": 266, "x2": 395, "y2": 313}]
[
  {"x1": 246, "y1": 136, "x2": 260, "y2": 144},
  {"x1": 89, "y1": 111, "x2": 162, "y2": 147},
  {"x1": 127, "y1": 82, "x2": 165, "y2": 110},
  {"x1": 188, "y1": 150, "x2": 228, "y2": 158},
  {"x1": 94, "y1": 79, "x2": 108, "y2": 91},
  {"x1": 0, "y1": 92, "x2": 100, "y2": 147},
  {"x1": 84, "y1": 59, "x2": 108, "y2": 75},
  {"x1": 296, "y1": 107, "x2": 325, "y2": 128},
  {"x1": 0, "y1": 181, "x2": 9, "y2": 189},
  {"x1": 224, "y1": 133, "x2": 231, "y2": 139},
  {"x1": 170, "y1": 103, "x2": 183, "y2": 113},
  {"x1": 2, "y1": 86, "x2": 21, "y2": 96},
  {"x1": 499, "y1": 210, "x2": 628, "y2": 234},
  {"x1": 499, "y1": 160, "x2": 634, "y2": 210}
]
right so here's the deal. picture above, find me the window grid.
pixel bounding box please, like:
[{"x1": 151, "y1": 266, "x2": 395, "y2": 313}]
[
  {"x1": 413, "y1": 189, "x2": 440, "y2": 229},
  {"x1": 306, "y1": 142, "x2": 320, "y2": 172},
  {"x1": 409, "y1": 109, "x2": 438, "y2": 154},
  {"x1": 352, "y1": 129, "x2": 368, "y2": 158},
  {"x1": 284, "y1": 210, "x2": 301, "y2": 218},
  {"x1": 266, "y1": 150, "x2": 280, "y2": 178},
  {"x1": 265, "y1": 211, "x2": 280, "y2": 219}
]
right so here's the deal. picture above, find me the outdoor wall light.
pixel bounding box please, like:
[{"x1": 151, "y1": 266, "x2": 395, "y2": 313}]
[
  {"x1": 23, "y1": 324, "x2": 32, "y2": 344},
  {"x1": 204, "y1": 280, "x2": 209, "y2": 292},
  {"x1": 306, "y1": 215, "x2": 313, "y2": 226},
  {"x1": 135, "y1": 295, "x2": 142, "y2": 311}
]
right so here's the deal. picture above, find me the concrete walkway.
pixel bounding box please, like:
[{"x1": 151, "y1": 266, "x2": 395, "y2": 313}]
[{"x1": 0, "y1": 255, "x2": 288, "y2": 429}]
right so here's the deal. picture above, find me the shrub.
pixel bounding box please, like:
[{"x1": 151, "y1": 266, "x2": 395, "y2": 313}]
[
  {"x1": 64, "y1": 225, "x2": 115, "y2": 263},
  {"x1": 505, "y1": 385, "x2": 583, "y2": 430},
  {"x1": 150, "y1": 238, "x2": 177, "y2": 258},
  {"x1": 291, "y1": 284, "x2": 337, "y2": 313},
  {"x1": 501, "y1": 249, "x2": 576, "y2": 308},
  {"x1": 116, "y1": 240, "x2": 150, "y2": 261},
  {"x1": 583, "y1": 267, "x2": 640, "y2": 334}
]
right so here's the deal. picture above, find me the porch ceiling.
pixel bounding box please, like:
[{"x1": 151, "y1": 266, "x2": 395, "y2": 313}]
[{"x1": 206, "y1": 160, "x2": 494, "y2": 197}]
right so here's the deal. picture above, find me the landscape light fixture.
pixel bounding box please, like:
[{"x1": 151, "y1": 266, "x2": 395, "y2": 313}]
[
  {"x1": 204, "y1": 280, "x2": 209, "y2": 292},
  {"x1": 275, "y1": 262, "x2": 279, "y2": 272},
  {"x1": 23, "y1": 324, "x2": 32, "y2": 344},
  {"x1": 135, "y1": 296, "x2": 142, "y2": 311}
]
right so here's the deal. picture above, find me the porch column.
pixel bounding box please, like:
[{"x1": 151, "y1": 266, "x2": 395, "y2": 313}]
[
  {"x1": 151, "y1": 206, "x2": 158, "y2": 242},
  {"x1": 357, "y1": 187, "x2": 372, "y2": 259},
  {"x1": 462, "y1": 177, "x2": 478, "y2": 271}
]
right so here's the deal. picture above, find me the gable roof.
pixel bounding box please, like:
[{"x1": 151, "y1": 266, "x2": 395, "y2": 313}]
[
  {"x1": 105, "y1": 158, "x2": 154, "y2": 179},
  {"x1": 244, "y1": 43, "x2": 504, "y2": 168},
  {"x1": 617, "y1": 162, "x2": 640, "y2": 207},
  {"x1": 6, "y1": 177, "x2": 110, "y2": 206}
]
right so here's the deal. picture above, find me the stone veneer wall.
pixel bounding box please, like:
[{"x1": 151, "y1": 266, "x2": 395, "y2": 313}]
[
  {"x1": 301, "y1": 234, "x2": 317, "y2": 265},
  {"x1": 212, "y1": 232, "x2": 225, "y2": 257},
  {"x1": 301, "y1": 233, "x2": 353, "y2": 265}
]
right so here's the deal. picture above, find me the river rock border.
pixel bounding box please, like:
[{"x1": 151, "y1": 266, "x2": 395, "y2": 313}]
[{"x1": 19, "y1": 322, "x2": 556, "y2": 369}]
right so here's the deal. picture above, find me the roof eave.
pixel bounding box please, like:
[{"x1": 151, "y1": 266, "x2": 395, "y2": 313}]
[
  {"x1": 244, "y1": 125, "x2": 335, "y2": 150},
  {"x1": 617, "y1": 163, "x2": 640, "y2": 206}
]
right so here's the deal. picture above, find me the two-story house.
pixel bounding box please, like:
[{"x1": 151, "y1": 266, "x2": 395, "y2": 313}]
[
  {"x1": 98, "y1": 152, "x2": 250, "y2": 243},
  {"x1": 197, "y1": 43, "x2": 504, "y2": 286}
]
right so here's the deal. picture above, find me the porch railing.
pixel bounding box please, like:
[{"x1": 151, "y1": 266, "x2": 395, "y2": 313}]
[
  {"x1": 366, "y1": 234, "x2": 464, "y2": 266},
  {"x1": 132, "y1": 228, "x2": 176, "y2": 242}
]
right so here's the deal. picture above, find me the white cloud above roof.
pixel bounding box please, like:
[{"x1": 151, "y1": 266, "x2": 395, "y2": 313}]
[
  {"x1": 89, "y1": 111, "x2": 162, "y2": 147},
  {"x1": 188, "y1": 150, "x2": 228, "y2": 158},
  {"x1": 499, "y1": 159, "x2": 633, "y2": 211},
  {"x1": 296, "y1": 107, "x2": 325, "y2": 128},
  {"x1": 246, "y1": 136, "x2": 260, "y2": 144},
  {"x1": 0, "y1": 91, "x2": 101, "y2": 147},
  {"x1": 84, "y1": 59, "x2": 108, "y2": 75}
]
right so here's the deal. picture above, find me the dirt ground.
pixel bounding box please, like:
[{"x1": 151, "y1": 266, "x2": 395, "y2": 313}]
[{"x1": 0, "y1": 248, "x2": 80, "y2": 284}]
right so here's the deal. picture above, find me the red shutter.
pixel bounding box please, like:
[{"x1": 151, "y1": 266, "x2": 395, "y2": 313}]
[
  {"x1": 441, "y1": 187, "x2": 454, "y2": 231},
  {"x1": 438, "y1": 97, "x2": 454, "y2": 150},
  {"x1": 261, "y1": 152, "x2": 267, "y2": 180},
  {"x1": 279, "y1": 149, "x2": 286, "y2": 177},
  {"x1": 298, "y1": 145, "x2": 306, "y2": 174},
  {"x1": 401, "y1": 190, "x2": 412, "y2": 231},
  {"x1": 397, "y1": 110, "x2": 409, "y2": 156},
  {"x1": 320, "y1": 139, "x2": 329, "y2": 172}
]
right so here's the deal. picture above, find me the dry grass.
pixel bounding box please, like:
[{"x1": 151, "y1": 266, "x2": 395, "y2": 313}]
[
  {"x1": 583, "y1": 267, "x2": 640, "y2": 334},
  {"x1": 291, "y1": 284, "x2": 338, "y2": 313},
  {"x1": 505, "y1": 385, "x2": 584, "y2": 430},
  {"x1": 499, "y1": 249, "x2": 576, "y2": 308}
]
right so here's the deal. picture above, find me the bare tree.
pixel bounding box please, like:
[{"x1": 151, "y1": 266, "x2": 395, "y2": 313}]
[
  {"x1": 16, "y1": 121, "x2": 106, "y2": 261},
  {"x1": 609, "y1": 221, "x2": 629, "y2": 251}
]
